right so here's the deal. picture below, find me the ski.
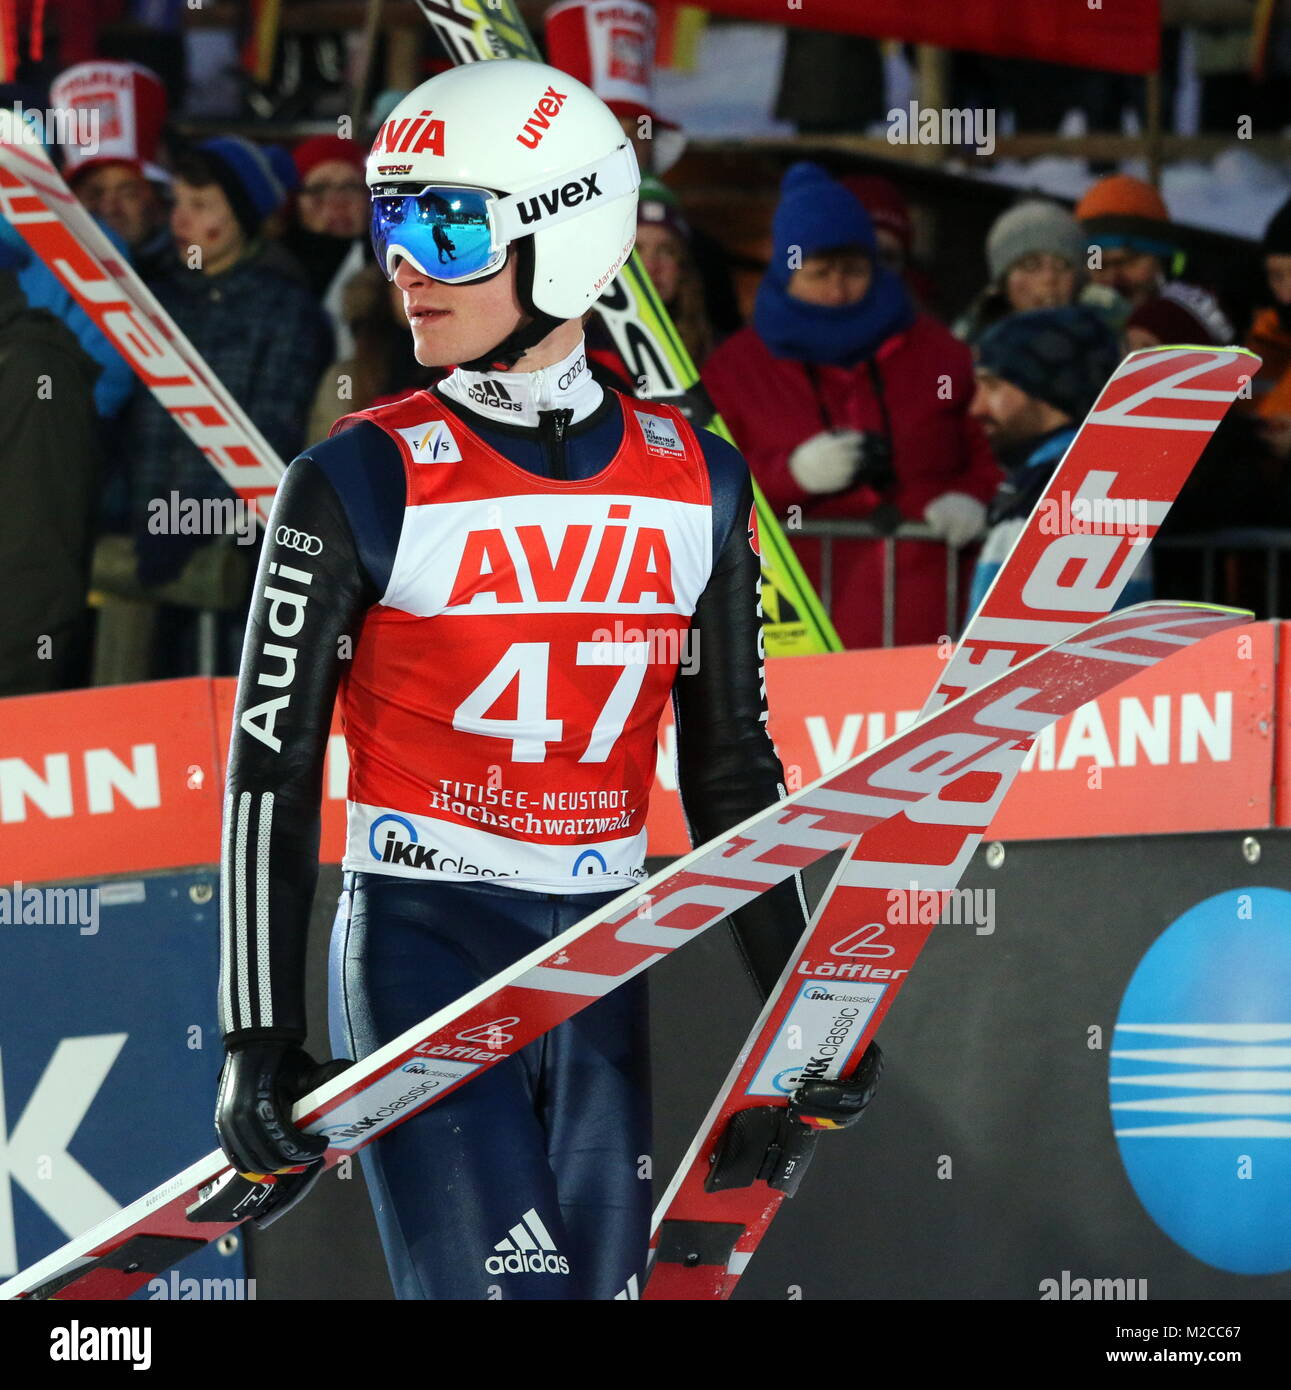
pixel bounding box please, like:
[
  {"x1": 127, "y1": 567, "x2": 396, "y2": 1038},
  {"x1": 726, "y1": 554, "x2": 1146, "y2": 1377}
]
[
  {"x1": 0, "y1": 598, "x2": 1244, "y2": 1301},
  {"x1": 0, "y1": 112, "x2": 284, "y2": 524},
  {"x1": 641, "y1": 344, "x2": 1260, "y2": 1299},
  {"x1": 414, "y1": 0, "x2": 840, "y2": 655}
]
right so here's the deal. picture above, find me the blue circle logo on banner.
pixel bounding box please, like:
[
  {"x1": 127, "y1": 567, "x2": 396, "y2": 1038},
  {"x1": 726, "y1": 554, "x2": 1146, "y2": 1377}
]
[{"x1": 1111, "y1": 887, "x2": 1291, "y2": 1275}]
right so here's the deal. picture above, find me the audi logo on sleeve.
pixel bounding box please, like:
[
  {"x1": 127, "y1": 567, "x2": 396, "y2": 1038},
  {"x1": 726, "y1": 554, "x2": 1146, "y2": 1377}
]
[{"x1": 275, "y1": 527, "x2": 323, "y2": 555}]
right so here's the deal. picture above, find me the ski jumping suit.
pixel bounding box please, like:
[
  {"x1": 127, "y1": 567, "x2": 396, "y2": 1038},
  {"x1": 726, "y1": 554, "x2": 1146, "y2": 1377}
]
[{"x1": 219, "y1": 339, "x2": 808, "y2": 1299}]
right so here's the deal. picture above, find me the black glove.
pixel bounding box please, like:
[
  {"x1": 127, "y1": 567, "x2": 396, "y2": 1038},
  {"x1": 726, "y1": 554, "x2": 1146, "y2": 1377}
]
[
  {"x1": 789, "y1": 1040, "x2": 884, "y2": 1130},
  {"x1": 215, "y1": 1040, "x2": 350, "y2": 1177},
  {"x1": 853, "y1": 433, "x2": 896, "y2": 494},
  {"x1": 704, "y1": 1041, "x2": 884, "y2": 1197}
]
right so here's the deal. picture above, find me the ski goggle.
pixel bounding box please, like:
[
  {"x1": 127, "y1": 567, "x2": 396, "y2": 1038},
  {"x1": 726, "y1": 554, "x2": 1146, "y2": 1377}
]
[{"x1": 370, "y1": 142, "x2": 640, "y2": 284}]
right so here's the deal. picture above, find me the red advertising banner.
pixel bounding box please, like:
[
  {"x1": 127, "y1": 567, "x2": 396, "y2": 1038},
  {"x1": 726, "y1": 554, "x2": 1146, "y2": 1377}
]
[
  {"x1": 0, "y1": 622, "x2": 1275, "y2": 883},
  {"x1": 645, "y1": 622, "x2": 1275, "y2": 857},
  {"x1": 0, "y1": 678, "x2": 223, "y2": 883},
  {"x1": 692, "y1": 0, "x2": 1160, "y2": 76},
  {"x1": 1275, "y1": 621, "x2": 1291, "y2": 827}
]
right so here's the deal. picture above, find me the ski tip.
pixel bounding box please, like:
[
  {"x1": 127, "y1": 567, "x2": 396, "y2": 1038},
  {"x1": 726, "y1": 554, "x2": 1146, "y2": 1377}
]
[{"x1": 1114, "y1": 600, "x2": 1253, "y2": 622}]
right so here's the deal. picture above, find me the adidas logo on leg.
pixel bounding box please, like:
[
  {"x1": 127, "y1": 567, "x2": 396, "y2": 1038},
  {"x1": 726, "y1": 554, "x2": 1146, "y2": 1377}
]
[{"x1": 484, "y1": 1208, "x2": 570, "y2": 1276}]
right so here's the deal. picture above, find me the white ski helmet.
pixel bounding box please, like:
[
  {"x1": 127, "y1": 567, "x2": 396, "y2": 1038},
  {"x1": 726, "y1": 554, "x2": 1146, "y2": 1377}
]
[{"x1": 366, "y1": 60, "x2": 640, "y2": 329}]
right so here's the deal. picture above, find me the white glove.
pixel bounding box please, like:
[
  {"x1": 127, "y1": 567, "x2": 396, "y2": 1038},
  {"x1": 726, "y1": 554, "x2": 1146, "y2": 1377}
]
[
  {"x1": 923, "y1": 491, "x2": 987, "y2": 548},
  {"x1": 787, "y1": 430, "x2": 865, "y2": 495}
]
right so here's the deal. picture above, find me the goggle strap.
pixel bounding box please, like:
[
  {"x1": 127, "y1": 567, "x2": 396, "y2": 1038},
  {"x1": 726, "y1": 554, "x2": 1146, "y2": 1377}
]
[{"x1": 494, "y1": 144, "x2": 640, "y2": 243}]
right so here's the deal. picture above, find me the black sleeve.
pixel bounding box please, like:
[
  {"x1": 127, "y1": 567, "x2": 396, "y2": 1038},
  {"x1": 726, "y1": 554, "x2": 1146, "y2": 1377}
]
[
  {"x1": 672, "y1": 441, "x2": 811, "y2": 1001},
  {"x1": 218, "y1": 454, "x2": 378, "y2": 1048}
]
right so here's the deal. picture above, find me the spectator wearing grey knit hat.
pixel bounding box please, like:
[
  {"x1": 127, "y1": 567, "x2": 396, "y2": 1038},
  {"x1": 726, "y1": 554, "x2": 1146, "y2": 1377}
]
[{"x1": 956, "y1": 199, "x2": 1124, "y2": 345}]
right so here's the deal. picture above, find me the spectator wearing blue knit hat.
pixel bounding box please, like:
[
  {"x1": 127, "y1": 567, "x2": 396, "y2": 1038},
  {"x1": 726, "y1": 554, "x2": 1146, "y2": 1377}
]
[
  {"x1": 120, "y1": 135, "x2": 333, "y2": 677},
  {"x1": 701, "y1": 162, "x2": 1001, "y2": 648}
]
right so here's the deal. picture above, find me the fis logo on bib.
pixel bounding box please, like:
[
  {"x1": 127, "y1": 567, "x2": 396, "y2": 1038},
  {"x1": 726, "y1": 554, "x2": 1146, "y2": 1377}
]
[
  {"x1": 394, "y1": 419, "x2": 461, "y2": 464},
  {"x1": 486, "y1": 1208, "x2": 570, "y2": 1277}
]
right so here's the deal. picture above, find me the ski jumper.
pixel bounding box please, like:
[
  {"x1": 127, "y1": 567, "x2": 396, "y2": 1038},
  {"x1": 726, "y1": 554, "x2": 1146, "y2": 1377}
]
[{"x1": 219, "y1": 338, "x2": 808, "y2": 1298}]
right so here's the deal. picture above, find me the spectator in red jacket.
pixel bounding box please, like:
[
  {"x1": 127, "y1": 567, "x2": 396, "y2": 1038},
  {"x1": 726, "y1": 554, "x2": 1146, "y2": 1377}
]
[{"x1": 702, "y1": 162, "x2": 1000, "y2": 647}]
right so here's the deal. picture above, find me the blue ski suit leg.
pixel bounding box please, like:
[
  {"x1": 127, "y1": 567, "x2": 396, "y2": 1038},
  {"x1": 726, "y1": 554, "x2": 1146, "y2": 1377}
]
[{"x1": 328, "y1": 871, "x2": 652, "y2": 1300}]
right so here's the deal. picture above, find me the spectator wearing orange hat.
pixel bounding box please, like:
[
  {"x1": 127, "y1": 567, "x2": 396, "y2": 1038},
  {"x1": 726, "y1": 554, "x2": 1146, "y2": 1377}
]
[{"x1": 1075, "y1": 174, "x2": 1181, "y2": 311}]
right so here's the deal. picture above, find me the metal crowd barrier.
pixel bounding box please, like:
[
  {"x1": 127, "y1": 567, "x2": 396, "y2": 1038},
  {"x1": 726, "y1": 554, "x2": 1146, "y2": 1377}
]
[
  {"x1": 1153, "y1": 528, "x2": 1291, "y2": 620},
  {"x1": 794, "y1": 522, "x2": 1291, "y2": 648},
  {"x1": 795, "y1": 519, "x2": 959, "y2": 648}
]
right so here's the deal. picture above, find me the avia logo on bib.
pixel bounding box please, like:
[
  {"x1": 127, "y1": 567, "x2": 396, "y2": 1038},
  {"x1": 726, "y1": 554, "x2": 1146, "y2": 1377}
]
[
  {"x1": 373, "y1": 109, "x2": 445, "y2": 157},
  {"x1": 485, "y1": 1208, "x2": 570, "y2": 1276},
  {"x1": 448, "y1": 503, "x2": 675, "y2": 609},
  {"x1": 515, "y1": 85, "x2": 569, "y2": 148},
  {"x1": 515, "y1": 174, "x2": 602, "y2": 226}
]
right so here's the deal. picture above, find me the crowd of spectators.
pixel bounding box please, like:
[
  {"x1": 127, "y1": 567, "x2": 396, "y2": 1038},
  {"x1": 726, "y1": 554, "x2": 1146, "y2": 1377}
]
[{"x1": 4, "y1": 5, "x2": 1291, "y2": 700}]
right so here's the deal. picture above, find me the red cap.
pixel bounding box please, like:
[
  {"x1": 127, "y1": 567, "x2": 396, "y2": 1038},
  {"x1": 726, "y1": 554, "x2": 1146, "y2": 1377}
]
[
  {"x1": 1125, "y1": 283, "x2": 1233, "y2": 347},
  {"x1": 49, "y1": 61, "x2": 167, "y2": 182},
  {"x1": 292, "y1": 135, "x2": 365, "y2": 183},
  {"x1": 840, "y1": 174, "x2": 912, "y2": 254}
]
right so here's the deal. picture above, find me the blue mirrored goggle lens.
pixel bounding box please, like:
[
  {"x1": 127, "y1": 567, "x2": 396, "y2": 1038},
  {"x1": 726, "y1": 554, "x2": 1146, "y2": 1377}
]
[{"x1": 370, "y1": 187, "x2": 504, "y2": 282}]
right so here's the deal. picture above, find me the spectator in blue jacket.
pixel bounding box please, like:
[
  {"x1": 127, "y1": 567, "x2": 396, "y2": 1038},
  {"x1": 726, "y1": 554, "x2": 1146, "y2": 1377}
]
[
  {"x1": 0, "y1": 214, "x2": 135, "y2": 419},
  {"x1": 127, "y1": 135, "x2": 332, "y2": 673},
  {"x1": 965, "y1": 305, "x2": 1137, "y2": 621}
]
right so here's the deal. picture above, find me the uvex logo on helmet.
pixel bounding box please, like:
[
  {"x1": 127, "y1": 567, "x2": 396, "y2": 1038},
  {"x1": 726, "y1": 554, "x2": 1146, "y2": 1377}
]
[
  {"x1": 515, "y1": 175, "x2": 603, "y2": 226},
  {"x1": 374, "y1": 109, "x2": 445, "y2": 157},
  {"x1": 515, "y1": 85, "x2": 569, "y2": 149}
]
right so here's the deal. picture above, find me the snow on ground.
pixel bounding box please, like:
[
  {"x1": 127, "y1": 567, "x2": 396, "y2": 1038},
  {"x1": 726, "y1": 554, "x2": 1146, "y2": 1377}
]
[{"x1": 656, "y1": 23, "x2": 1291, "y2": 241}]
